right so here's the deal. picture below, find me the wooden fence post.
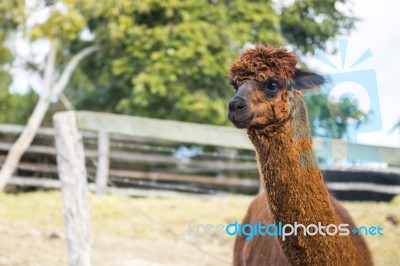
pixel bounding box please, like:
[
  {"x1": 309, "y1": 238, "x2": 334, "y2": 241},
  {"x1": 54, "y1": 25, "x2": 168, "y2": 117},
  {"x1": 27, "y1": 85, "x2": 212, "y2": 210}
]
[
  {"x1": 53, "y1": 111, "x2": 92, "y2": 266},
  {"x1": 95, "y1": 131, "x2": 110, "y2": 194}
]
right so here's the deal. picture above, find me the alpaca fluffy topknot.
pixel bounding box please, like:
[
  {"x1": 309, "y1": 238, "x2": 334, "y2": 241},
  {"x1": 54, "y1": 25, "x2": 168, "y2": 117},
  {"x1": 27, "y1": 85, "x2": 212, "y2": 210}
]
[{"x1": 229, "y1": 45, "x2": 298, "y2": 83}]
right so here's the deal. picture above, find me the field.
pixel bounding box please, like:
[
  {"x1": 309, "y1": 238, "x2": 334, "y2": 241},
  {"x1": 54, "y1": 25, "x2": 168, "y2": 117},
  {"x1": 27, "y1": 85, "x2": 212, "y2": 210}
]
[{"x1": 0, "y1": 191, "x2": 399, "y2": 266}]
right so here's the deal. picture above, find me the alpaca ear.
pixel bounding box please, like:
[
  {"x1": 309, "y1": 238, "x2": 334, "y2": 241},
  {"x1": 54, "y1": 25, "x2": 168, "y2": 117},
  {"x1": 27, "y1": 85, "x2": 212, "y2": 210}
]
[{"x1": 293, "y1": 69, "x2": 325, "y2": 89}]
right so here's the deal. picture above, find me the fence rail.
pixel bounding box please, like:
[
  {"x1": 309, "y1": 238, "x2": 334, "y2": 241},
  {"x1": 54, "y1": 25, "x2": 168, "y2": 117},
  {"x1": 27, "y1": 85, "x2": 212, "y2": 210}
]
[
  {"x1": 1, "y1": 112, "x2": 400, "y2": 198},
  {"x1": 0, "y1": 123, "x2": 261, "y2": 194}
]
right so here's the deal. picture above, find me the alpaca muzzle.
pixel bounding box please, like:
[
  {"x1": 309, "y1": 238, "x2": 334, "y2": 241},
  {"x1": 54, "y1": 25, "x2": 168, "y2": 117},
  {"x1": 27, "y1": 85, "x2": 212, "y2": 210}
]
[{"x1": 228, "y1": 97, "x2": 252, "y2": 128}]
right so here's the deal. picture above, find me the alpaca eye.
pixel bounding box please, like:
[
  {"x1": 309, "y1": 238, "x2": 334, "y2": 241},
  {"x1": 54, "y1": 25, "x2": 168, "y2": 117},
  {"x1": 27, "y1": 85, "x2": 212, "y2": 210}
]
[{"x1": 265, "y1": 80, "x2": 280, "y2": 91}]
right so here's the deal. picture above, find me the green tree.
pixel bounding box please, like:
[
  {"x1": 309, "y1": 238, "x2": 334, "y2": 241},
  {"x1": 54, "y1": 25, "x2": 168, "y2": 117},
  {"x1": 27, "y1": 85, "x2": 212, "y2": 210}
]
[
  {"x1": 305, "y1": 93, "x2": 366, "y2": 138},
  {"x1": 1, "y1": 0, "x2": 358, "y2": 127},
  {"x1": 0, "y1": 93, "x2": 39, "y2": 124},
  {"x1": 0, "y1": 1, "x2": 37, "y2": 125},
  {"x1": 280, "y1": 0, "x2": 355, "y2": 54},
  {"x1": 0, "y1": 0, "x2": 24, "y2": 96},
  {"x1": 57, "y1": 0, "x2": 356, "y2": 125},
  {"x1": 0, "y1": 0, "x2": 100, "y2": 187}
]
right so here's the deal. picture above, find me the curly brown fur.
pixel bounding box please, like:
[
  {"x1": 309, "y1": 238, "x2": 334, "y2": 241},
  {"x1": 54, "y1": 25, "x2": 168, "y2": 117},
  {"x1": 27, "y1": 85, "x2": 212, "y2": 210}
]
[
  {"x1": 230, "y1": 46, "x2": 298, "y2": 83},
  {"x1": 227, "y1": 45, "x2": 373, "y2": 265}
]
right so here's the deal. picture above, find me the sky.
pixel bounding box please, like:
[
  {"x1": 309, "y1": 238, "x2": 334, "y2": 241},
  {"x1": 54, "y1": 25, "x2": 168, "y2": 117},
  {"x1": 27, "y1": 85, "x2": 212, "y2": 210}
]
[
  {"x1": 306, "y1": 0, "x2": 400, "y2": 147},
  {"x1": 9, "y1": 0, "x2": 400, "y2": 148}
]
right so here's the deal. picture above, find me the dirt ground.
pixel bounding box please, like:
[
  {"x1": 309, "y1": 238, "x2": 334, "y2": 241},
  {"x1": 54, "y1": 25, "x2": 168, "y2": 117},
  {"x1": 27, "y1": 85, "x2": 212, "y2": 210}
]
[{"x1": 0, "y1": 191, "x2": 399, "y2": 266}]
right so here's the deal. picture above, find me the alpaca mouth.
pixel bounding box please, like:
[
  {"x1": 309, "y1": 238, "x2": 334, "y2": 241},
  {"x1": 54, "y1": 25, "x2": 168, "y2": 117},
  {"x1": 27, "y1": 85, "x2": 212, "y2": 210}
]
[
  {"x1": 228, "y1": 113, "x2": 253, "y2": 128},
  {"x1": 232, "y1": 119, "x2": 251, "y2": 128}
]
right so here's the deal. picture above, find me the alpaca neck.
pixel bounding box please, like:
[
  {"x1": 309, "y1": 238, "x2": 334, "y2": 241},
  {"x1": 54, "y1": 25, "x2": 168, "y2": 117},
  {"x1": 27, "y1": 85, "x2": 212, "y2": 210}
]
[
  {"x1": 249, "y1": 120, "x2": 330, "y2": 223},
  {"x1": 247, "y1": 106, "x2": 356, "y2": 264}
]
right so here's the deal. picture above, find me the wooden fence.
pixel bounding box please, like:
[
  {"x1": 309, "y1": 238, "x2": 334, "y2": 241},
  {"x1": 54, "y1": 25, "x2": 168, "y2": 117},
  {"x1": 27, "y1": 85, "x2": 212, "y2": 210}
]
[
  {"x1": 0, "y1": 121, "x2": 260, "y2": 196},
  {"x1": 1, "y1": 112, "x2": 400, "y2": 198}
]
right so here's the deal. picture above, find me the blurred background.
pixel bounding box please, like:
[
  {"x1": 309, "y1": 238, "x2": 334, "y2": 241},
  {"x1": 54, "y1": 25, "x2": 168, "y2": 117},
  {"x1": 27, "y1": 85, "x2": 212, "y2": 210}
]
[{"x1": 0, "y1": 0, "x2": 399, "y2": 265}]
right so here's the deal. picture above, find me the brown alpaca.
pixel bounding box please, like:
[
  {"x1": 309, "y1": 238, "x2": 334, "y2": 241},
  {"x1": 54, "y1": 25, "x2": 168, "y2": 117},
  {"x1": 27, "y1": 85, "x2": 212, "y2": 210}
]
[{"x1": 228, "y1": 46, "x2": 373, "y2": 265}]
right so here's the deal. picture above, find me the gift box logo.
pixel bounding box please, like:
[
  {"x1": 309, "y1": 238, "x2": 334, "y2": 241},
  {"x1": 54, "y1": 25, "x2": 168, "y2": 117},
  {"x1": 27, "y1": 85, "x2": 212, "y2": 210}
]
[{"x1": 312, "y1": 39, "x2": 382, "y2": 165}]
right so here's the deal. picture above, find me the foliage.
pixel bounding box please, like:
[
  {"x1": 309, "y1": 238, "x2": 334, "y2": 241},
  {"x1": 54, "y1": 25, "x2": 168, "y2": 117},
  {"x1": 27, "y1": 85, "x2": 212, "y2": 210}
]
[
  {"x1": 0, "y1": 0, "x2": 33, "y2": 125},
  {"x1": 59, "y1": 0, "x2": 356, "y2": 126},
  {"x1": 59, "y1": 0, "x2": 282, "y2": 125},
  {"x1": 280, "y1": 0, "x2": 356, "y2": 54},
  {"x1": 0, "y1": 0, "x2": 25, "y2": 93},
  {"x1": 0, "y1": 92, "x2": 39, "y2": 124},
  {"x1": 0, "y1": 0, "x2": 361, "y2": 137},
  {"x1": 305, "y1": 93, "x2": 366, "y2": 138}
]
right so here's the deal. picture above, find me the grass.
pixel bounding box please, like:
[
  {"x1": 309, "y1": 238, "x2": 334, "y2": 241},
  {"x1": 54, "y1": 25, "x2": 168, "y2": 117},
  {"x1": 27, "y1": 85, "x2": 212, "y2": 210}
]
[{"x1": 0, "y1": 191, "x2": 399, "y2": 265}]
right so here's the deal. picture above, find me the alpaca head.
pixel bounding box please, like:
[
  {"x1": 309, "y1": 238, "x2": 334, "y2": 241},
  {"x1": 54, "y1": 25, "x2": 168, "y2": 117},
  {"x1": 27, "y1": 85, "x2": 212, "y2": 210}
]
[{"x1": 228, "y1": 45, "x2": 324, "y2": 130}]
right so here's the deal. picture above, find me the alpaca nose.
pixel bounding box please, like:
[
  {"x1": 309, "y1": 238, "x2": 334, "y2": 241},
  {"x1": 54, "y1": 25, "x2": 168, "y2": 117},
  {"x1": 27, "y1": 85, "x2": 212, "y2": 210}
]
[{"x1": 229, "y1": 99, "x2": 248, "y2": 112}]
